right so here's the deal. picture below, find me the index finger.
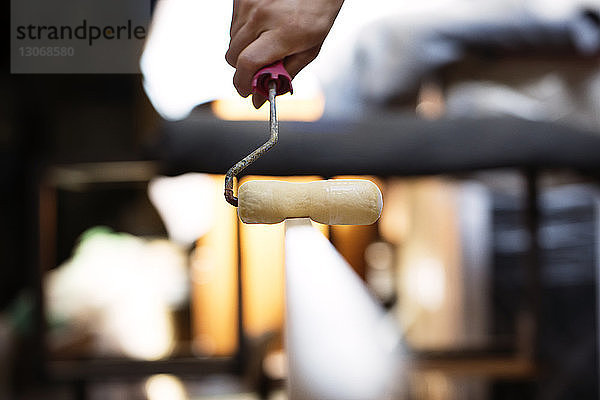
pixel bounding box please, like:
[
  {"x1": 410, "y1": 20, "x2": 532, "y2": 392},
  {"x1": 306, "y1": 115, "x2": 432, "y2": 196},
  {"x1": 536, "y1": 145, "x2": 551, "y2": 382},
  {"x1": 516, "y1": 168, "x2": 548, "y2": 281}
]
[{"x1": 233, "y1": 30, "x2": 289, "y2": 97}]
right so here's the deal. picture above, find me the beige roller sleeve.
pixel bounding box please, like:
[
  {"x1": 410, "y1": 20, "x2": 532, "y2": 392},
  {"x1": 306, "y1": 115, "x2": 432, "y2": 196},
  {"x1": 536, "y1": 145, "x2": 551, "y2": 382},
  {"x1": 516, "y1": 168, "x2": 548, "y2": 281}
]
[{"x1": 237, "y1": 179, "x2": 383, "y2": 225}]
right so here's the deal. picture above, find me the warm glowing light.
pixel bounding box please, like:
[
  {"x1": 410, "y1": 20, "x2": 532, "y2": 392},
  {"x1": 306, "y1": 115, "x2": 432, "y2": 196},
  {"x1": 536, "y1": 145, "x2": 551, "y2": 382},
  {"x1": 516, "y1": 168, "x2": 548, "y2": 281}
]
[
  {"x1": 240, "y1": 221, "x2": 285, "y2": 337},
  {"x1": 191, "y1": 175, "x2": 238, "y2": 356},
  {"x1": 379, "y1": 179, "x2": 411, "y2": 245},
  {"x1": 145, "y1": 374, "x2": 188, "y2": 400},
  {"x1": 211, "y1": 94, "x2": 325, "y2": 122}
]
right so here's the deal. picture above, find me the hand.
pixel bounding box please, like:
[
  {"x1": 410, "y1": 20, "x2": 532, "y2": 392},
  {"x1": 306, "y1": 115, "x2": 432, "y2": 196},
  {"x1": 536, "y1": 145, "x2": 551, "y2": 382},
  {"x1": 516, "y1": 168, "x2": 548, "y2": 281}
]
[{"x1": 226, "y1": 0, "x2": 344, "y2": 108}]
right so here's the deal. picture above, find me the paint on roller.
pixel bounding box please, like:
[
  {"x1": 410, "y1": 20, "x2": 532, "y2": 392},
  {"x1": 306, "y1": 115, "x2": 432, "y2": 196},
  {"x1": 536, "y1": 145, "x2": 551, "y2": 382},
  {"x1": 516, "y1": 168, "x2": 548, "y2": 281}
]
[{"x1": 238, "y1": 179, "x2": 383, "y2": 225}]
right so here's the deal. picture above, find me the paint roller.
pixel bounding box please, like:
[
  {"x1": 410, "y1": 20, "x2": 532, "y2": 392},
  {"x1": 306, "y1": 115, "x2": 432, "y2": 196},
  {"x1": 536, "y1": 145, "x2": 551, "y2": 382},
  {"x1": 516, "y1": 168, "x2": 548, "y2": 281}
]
[{"x1": 224, "y1": 62, "x2": 383, "y2": 225}]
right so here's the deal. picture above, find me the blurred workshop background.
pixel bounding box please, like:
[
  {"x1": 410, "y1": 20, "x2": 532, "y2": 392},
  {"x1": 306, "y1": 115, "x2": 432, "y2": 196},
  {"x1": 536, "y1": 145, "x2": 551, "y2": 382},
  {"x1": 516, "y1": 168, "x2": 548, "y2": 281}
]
[{"x1": 3, "y1": 0, "x2": 600, "y2": 399}]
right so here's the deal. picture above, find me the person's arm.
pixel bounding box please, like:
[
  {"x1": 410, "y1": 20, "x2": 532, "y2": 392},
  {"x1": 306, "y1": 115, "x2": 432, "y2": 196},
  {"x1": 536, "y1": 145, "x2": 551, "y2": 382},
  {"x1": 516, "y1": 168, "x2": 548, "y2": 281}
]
[{"x1": 226, "y1": 0, "x2": 344, "y2": 108}]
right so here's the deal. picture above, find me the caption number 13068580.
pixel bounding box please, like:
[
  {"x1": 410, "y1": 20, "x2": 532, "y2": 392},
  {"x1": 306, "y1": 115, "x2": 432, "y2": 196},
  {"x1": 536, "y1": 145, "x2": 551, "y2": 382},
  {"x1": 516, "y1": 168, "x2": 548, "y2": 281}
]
[{"x1": 19, "y1": 46, "x2": 75, "y2": 57}]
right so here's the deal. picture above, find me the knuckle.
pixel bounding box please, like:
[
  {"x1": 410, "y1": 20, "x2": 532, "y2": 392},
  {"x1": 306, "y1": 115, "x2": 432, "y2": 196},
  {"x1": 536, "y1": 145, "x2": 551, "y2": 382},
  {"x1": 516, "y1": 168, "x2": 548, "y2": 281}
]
[
  {"x1": 247, "y1": 6, "x2": 265, "y2": 26},
  {"x1": 286, "y1": 20, "x2": 319, "y2": 46}
]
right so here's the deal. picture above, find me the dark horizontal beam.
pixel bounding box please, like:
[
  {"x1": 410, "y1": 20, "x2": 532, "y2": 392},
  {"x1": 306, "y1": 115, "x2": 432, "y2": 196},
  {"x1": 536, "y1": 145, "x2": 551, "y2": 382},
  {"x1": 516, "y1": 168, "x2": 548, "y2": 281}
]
[{"x1": 158, "y1": 115, "x2": 600, "y2": 178}]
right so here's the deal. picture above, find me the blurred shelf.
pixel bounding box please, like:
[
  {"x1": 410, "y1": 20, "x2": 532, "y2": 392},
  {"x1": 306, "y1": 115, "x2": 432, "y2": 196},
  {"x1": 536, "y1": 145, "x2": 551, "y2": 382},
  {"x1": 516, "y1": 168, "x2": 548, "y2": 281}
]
[
  {"x1": 413, "y1": 356, "x2": 536, "y2": 378},
  {"x1": 47, "y1": 357, "x2": 239, "y2": 381},
  {"x1": 45, "y1": 161, "x2": 159, "y2": 189}
]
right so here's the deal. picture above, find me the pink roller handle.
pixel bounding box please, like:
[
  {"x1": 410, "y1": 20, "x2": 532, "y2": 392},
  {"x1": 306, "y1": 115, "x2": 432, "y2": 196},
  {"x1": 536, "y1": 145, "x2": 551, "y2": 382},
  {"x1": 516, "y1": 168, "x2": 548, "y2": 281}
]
[{"x1": 252, "y1": 61, "x2": 293, "y2": 97}]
